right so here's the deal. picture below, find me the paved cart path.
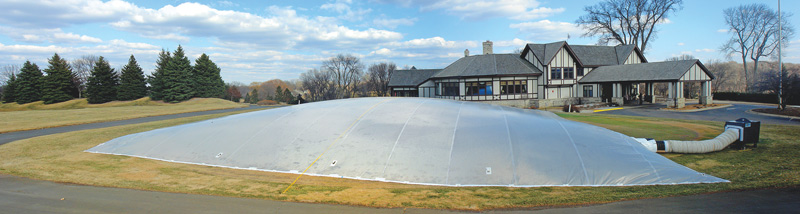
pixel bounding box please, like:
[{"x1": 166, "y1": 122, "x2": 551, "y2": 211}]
[
  {"x1": 1, "y1": 103, "x2": 798, "y2": 213},
  {"x1": 0, "y1": 105, "x2": 274, "y2": 146},
  {"x1": 597, "y1": 101, "x2": 800, "y2": 126}
]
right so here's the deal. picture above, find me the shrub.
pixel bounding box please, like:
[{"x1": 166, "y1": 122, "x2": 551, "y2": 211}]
[{"x1": 257, "y1": 100, "x2": 278, "y2": 105}]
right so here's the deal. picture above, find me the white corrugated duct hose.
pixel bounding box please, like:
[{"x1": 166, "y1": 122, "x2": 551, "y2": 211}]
[{"x1": 634, "y1": 127, "x2": 743, "y2": 153}]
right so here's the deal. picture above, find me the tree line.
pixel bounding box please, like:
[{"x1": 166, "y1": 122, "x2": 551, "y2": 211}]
[
  {"x1": 1, "y1": 45, "x2": 225, "y2": 104},
  {"x1": 299, "y1": 54, "x2": 395, "y2": 102}
]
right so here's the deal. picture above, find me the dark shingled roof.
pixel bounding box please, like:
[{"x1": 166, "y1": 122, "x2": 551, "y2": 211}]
[
  {"x1": 579, "y1": 60, "x2": 713, "y2": 83},
  {"x1": 431, "y1": 54, "x2": 542, "y2": 78},
  {"x1": 570, "y1": 45, "x2": 618, "y2": 66},
  {"x1": 388, "y1": 69, "x2": 440, "y2": 87},
  {"x1": 525, "y1": 41, "x2": 566, "y2": 65},
  {"x1": 614, "y1": 45, "x2": 637, "y2": 65}
]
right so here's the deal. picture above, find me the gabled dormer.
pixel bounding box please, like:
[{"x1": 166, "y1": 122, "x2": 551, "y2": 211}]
[
  {"x1": 615, "y1": 45, "x2": 647, "y2": 65},
  {"x1": 521, "y1": 41, "x2": 583, "y2": 85}
]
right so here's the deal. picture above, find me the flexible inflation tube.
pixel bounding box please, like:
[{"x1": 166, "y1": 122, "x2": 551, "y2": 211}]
[{"x1": 662, "y1": 128, "x2": 740, "y2": 153}]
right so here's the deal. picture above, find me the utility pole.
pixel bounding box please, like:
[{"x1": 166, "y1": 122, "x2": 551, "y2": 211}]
[{"x1": 778, "y1": 0, "x2": 783, "y2": 110}]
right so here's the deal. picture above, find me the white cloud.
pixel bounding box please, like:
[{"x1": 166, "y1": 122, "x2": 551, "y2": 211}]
[
  {"x1": 53, "y1": 32, "x2": 102, "y2": 43},
  {"x1": 0, "y1": 26, "x2": 102, "y2": 44},
  {"x1": 695, "y1": 48, "x2": 715, "y2": 53},
  {"x1": 385, "y1": 37, "x2": 477, "y2": 50},
  {"x1": 717, "y1": 29, "x2": 728, "y2": 33},
  {"x1": 216, "y1": 1, "x2": 238, "y2": 7},
  {"x1": 509, "y1": 20, "x2": 583, "y2": 41},
  {"x1": 321, "y1": 0, "x2": 372, "y2": 21},
  {"x1": 677, "y1": 42, "x2": 684, "y2": 46},
  {"x1": 372, "y1": 0, "x2": 563, "y2": 21},
  {"x1": 373, "y1": 18, "x2": 417, "y2": 29},
  {"x1": 0, "y1": 0, "x2": 137, "y2": 28}
]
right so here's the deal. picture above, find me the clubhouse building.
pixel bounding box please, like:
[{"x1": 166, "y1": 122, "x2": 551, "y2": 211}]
[{"x1": 388, "y1": 41, "x2": 714, "y2": 108}]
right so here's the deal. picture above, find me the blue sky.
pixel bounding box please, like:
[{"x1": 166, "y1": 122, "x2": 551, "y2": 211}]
[{"x1": 0, "y1": 0, "x2": 797, "y2": 83}]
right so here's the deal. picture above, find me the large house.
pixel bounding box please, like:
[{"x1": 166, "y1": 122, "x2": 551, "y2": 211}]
[{"x1": 388, "y1": 41, "x2": 714, "y2": 108}]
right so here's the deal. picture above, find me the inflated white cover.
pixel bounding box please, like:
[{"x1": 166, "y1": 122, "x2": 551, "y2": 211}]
[{"x1": 86, "y1": 97, "x2": 727, "y2": 186}]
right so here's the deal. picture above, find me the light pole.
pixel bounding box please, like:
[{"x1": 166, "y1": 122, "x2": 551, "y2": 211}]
[{"x1": 778, "y1": 0, "x2": 783, "y2": 110}]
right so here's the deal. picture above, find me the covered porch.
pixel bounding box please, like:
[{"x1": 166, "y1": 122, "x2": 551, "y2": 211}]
[{"x1": 579, "y1": 60, "x2": 715, "y2": 108}]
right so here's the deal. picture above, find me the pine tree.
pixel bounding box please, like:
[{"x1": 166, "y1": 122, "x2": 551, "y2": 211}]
[
  {"x1": 192, "y1": 53, "x2": 225, "y2": 98},
  {"x1": 14, "y1": 61, "x2": 43, "y2": 104},
  {"x1": 118, "y1": 55, "x2": 148, "y2": 100},
  {"x1": 86, "y1": 56, "x2": 118, "y2": 104},
  {"x1": 243, "y1": 92, "x2": 251, "y2": 104},
  {"x1": 147, "y1": 49, "x2": 170, "y2": 100},
  {"x1": 274, "y1": 86, "x2": 283, "y2": 101},
  {"x1": 283, "y1": 88, "x2": 292, "y2": 103},
  {"x1": 2, "y1": 73, "x2": 17, "y2": 103},
  {"x1": 162, "y1": 45, "x2": 194, "y2": 102},
  {"x1": 42, "y1": 53, "x2": 76, "y2": 104},
  {"x1": 249, "y1": 89, "x2": 259, "y2": 104}
]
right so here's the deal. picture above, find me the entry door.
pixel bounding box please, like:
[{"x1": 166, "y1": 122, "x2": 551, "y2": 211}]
[{"x1": 601, "y1": 83, "x2": 612, "y2": 102}]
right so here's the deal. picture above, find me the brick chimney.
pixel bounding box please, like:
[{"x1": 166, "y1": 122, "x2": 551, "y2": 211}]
[
  {"x1": 464, "y1": 49, "x2": 469, "y2": 57},
  {"x1": 483, "y1": 40, "x2": 493, "y2": 55}
]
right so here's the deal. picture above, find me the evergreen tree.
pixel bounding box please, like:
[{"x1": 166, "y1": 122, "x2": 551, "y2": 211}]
[
  {"x1": 274, "y1": 86, "x2": 283, "y2": 101},
  {"x1": 243, "y1": 92, "x2": 251, "y2": 104},
  {"x1": 192, "y1": 53, "x2": 225, "y2": 98},
  {"x1": 249, "y1": 89, "x2": 259, "y2": 104},
  {"x1": 86, "y1": 56, "x2": 118, "y2": 104},
  {"x1": 118, "y1": 55, "x2": 148, "y2": 100},
  {"x1": 42, "y1": 53, "x2": 76, "y2": 104},
  {"x1": 147, "y1": 49, "x2": 170, "y2": 100},
  {"x1": 2, "y1": 73, "x2": 17, "y2": 103},
  {"x1": 14, "y1": 61, "x2": 43, "y2": 104},
  {"x1": 283, "y1": 88, "x2": 292, "y2": 103},
  {"x1": 162, "y1": 45, "x2": 194, "y2": 102}
]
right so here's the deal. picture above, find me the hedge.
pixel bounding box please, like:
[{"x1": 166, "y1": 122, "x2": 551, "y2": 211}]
[{"x1": 713, "y1": 92, "x2": 800, "y2": 105}]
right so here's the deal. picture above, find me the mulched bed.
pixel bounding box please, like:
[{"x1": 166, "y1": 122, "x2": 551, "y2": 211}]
[{"x1": 752, "y1": 107, "x2": 800, "y2": 117}]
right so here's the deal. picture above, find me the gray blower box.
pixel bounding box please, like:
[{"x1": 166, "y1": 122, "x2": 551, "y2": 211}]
[{"x1": 724, "y1": 118, "x2": 760, "y2": 149}]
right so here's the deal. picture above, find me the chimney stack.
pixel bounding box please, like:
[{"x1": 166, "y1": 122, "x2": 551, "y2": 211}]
[
  {"x1": 464, "y1": 49, "x2": 469, "y2": 57},
  {"x1": 483, "y1": 40, "x2": 493, "y2": 55}
]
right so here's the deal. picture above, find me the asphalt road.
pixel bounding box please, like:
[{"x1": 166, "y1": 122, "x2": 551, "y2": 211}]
[
  {"x1": 1, "y1": 174, "x2": 798, "y2": 214},
  {"x1": 1, "y1": 102, "x2": 798, "y2": 213},
  {"x1": 0, "y1": 105, "x2": 274, "y2": 146},
  {"x1": 596, "y1": 100, "x2": 800, "y2": 126}
]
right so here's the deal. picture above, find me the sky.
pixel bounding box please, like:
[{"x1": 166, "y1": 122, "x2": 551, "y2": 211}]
[{"x1": 0, "y1": 0, "x2": 798, "y2": 83}]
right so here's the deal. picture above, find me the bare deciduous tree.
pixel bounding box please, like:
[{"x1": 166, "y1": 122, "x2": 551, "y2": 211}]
[
  {"x1": 71, "y1": 55, "x2": 98, "y2": 98},
  {"x1": 664, "y1": 54, "x2": 695, "y2": 61},
  {"x1": 1, "y1": 64, "x2": 21, "y2": 84},
  {"x1": 365, "y1": 62, "x2": 396, "y2": 97},
  {"x1": 721, "y1": 3, "x2": 794, "y2": 92},
  {"x1": 300, "y1": 68, "x2": 335, "y2": 101},
  {"x1": 322, "y1": 54, "x2": 363, "y2": 99},
  {"x1": 576, "y1": 0, "x2": 683, "y2": 52}
]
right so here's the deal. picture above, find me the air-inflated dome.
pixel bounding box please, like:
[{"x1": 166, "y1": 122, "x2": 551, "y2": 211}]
[{"x1": 87, "y1": 97, "x2": 726, "y2": 187}]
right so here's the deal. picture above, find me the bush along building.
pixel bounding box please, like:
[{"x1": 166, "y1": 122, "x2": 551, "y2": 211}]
[{"x1": 388, "y1": 41, "x2": 714, "y2": 108}]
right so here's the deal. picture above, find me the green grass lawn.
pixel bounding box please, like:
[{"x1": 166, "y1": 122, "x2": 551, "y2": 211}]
[
  {"x1": 0, "y1": 97, "x2": 247, "y2": 133},
  {"x1": 0, "y1": 111, "x2": 796, "y2": 210}
]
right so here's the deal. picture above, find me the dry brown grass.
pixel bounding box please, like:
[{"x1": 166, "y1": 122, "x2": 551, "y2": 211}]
[
  {"x1": 0, "y1": 97, "x2": 246, "y2": 133},
  {"x1": 0, "y1": 111, "x2": 797, "y2": 210}
]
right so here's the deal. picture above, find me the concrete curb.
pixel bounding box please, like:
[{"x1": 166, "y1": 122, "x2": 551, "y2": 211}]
[
  {"x1": 746, "y1": 109, "x2": 800, "y2": 120},
  {"x1": 659, "y1": 104, "x2": 733, "y2": 112}
]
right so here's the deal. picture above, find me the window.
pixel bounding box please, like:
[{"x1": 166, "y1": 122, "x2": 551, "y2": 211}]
[
  {"x1": 577, "y1": 68, "x2": 585, "y2": 76},
  {"x1": 583, "y1": 85, "x2": 593, "y2": 97},
  {"x1": 466, "y1": 81, "x2": 492, "y2": 95},
  {"x1": 551, "y1": 67, "x2": 574, "y2": 80},
  {"x1": 438, "y1": 82, "x2": 459, "y2": 96},
  {"x1": 564, "y1": 68, "x2": 574, "y2": 79},
  {"x1": 550, "y1": 68, "x2": 562, "y2": 80},
  {"x1": 500, "y1": 80, "x2": 527, "y2": 94}
]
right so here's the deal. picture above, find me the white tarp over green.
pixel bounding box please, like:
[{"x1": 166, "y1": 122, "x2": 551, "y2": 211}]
[{"x1": 86, "y1": 97, "x2": 727, "y2": 187}]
